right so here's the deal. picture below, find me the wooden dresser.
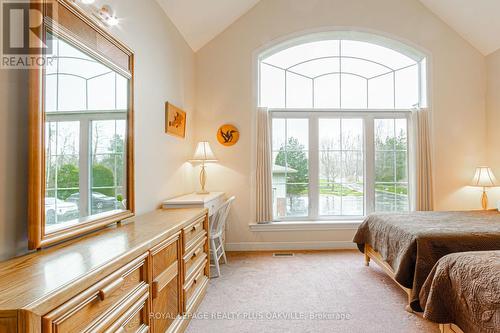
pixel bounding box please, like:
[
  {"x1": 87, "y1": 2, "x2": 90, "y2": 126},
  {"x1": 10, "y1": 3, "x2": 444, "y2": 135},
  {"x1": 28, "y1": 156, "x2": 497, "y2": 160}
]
[{"x1": 0, "y1": 208, "x2": 210, "y2": 333}]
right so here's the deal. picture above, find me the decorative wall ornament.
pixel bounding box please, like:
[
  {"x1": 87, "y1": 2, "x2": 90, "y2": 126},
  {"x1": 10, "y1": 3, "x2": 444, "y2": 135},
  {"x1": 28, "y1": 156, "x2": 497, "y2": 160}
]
[
  {"x1": 165, "y1": 102, "x2": 186, "y2": 138},
  {"x1": 217, "y1": 124, "x2": 239, "y2": 146}
]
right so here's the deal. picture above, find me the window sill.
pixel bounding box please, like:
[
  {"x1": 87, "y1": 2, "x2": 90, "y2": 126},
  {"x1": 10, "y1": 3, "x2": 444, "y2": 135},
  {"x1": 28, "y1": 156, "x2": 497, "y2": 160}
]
[{"x1": 248, "y1": 220, "x2": 362, "y2": 232}]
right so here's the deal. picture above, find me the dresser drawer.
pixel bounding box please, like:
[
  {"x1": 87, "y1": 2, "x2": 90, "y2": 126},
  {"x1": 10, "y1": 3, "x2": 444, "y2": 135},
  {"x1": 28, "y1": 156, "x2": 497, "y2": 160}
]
[
  {"x1": 183, "y1": 216, "x2": 206, "y2": 250},
  {"x1": 183, "y1": 262, "x2": 208, "y2": 312},
  {"x1": 150, "y1": 234, "x2": 181, "y2": 333},
  {"x1": 42, "y1": 253, "x2": 148, "y2": 333},
  {"x1": 183, "y1": 235, "x2": 207, "y2": 282},
  {"x1": 103, "y1": 291, "x2": 149, "y2": 333},
  {"x1": 151, "y1": 233, "x2": 180, "y2": 279}
]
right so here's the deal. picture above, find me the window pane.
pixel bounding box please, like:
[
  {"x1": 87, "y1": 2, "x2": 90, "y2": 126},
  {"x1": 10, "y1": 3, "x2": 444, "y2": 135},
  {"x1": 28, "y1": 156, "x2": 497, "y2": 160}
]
[
  {"x1": 375, "y1": 184, "x2": 395, "y2": 212},
  {"x1": 286, "y1": 152, "x2": 309, "y2": 183},
  {"x1": 396, "y1": 151, "x2": 408, "y2": 182},
  {"x1": 286, "y1": 72, "x2": 312, "y2": 108},
  {"x1": 88, "y1": 72, "x2": 116, "y2": 110},
  {"x1": 272, "y1": 118, "x2": 285, "y2": 150},
  {"x1": 91, "y1": 120, "x2": 127, "y2": 215},
  {"x1": 368, "y1": 72, "x2": 394, "y2": 109},
  {"x1": 396, "y1": 184, "x2": 409, "y2": 211},
  {"x1": 395, "y1": 65, "x2": 419, "y2": 108},
  {"x1": 116, "y1": 74, "x2": 128, "y2": 110},
  {"x1": 341, "y1": 74, "x2": 367, "y2": 109},
  {"x1": 342, "y1": 151, "x2": 363, "y2": 184},
  {"x1": 319, "y1": 152, "x2": 341, "y2": 183},
  {"x1": 291, "y1": 57, "x2": 340, "y2": 78},
  {"x1": 260, "y1": 63, "x2": 285, "y2": 108},
  {"x1": 272, "y1": 118, "x2": 309, "y2": 218},
  {"x1": 375, "y1": 118, "x2": 409, "y2": 212},
  {"x1": 58, "y1": 57, "x2": 110, "y2": 79},
  {"x1": 319, "y1": 118, "x2": 340, "y2": 150},
  {"x1": 375, "y1": 151, "x2": 395, "y2": 182},
  {"x1": 341, "y1": 57, "x2": 389, "y2": 79},
  {"x1": 285, "y1": 184, "x2": 308, "y2": 217},
  {"x1": 314, "y1": 74, "x2": 340, "y2": 108},
  {"x1": 58, "y1": 75, "x2": 86, "y2": 111},
  {"x1": 342, "y1": 118, "x2": 363, "y2": 150},
  {"x1": 46, "y1": 31, "x2": 128, "y2": 114},
  {"x1": 342, "y1": 185, "x2": 364, "y2": 216},
  {"x1": 319, "y1": 118, "x2": 363, "y2": 216},
  {"x1": 45, "y1": 75, "x2": 57, "y2": 112},
  {"x1": 375, "y1": 119, "x2": 395, "y2": 151},
  {"x1": 395, "y1": 118, "x2": 408, "y2": 147},
  {"x1": 264, "y1": 40, "x2": 340, "y2": 69},
  {"x1": 341, "y1": 40, "x2": 416, "y2": 70},
  {"x1": 320, "y1": 183, "x2": 341, "y2": 215},
  {"x1": 44, "y1": 121, "x2": 80, "y2": 226},
  {"x1": 287, "y1": 119, "x2": 308, "y2": 149}
]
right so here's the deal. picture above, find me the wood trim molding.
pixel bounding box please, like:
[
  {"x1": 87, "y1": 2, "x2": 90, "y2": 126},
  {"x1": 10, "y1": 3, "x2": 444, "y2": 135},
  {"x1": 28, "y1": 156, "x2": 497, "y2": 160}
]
[
  {"x1": 248, "y1": 221, "x2": 362, "y2": 231},
  {"x1": 439, "y1": 324, "x2": 464, "y2": 333},
  {"x1": 364, "y1": 244, "x2": 413, "y2": 312},
  {"x1": 28, "y1": 0, "x2": 135, "y2": 249},
  {"x1": 225, "y1": 241, "x2": 358, "y2": 251}
]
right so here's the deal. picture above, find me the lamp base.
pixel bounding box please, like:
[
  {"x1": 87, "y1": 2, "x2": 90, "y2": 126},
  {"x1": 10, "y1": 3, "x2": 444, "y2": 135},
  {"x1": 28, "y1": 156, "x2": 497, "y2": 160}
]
[
  {"x1": 196, "y1": 190, "x2": 210, "y2": 195},
  {"x1": 481, "y1": 189, "x2": 488, "y2": 210}
]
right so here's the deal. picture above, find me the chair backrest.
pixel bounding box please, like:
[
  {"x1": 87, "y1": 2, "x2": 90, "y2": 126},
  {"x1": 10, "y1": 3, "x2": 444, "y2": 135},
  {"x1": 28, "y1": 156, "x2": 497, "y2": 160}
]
[{"x1": 210, "y1": 196, "x2": 235, "y2": 238}]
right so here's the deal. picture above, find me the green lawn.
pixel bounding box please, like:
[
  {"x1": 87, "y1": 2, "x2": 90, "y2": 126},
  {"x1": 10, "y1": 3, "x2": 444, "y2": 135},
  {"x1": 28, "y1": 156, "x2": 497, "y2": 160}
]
[
  {"x1": 319, "y1": 182, "x2": 363, "y2": 196},
  {"x1": 289, "y1": 182, "x2": 408, "y2": 196},
  {"x1": 375, "y1": 184, "x2": 408, "y2": 195}
]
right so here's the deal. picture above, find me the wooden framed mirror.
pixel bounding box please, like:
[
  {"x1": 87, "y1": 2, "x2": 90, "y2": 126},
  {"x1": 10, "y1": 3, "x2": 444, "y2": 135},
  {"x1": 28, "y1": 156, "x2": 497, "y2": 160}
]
[{"x1": 28, "y1": 0, "x2": 134, "y2": 249}]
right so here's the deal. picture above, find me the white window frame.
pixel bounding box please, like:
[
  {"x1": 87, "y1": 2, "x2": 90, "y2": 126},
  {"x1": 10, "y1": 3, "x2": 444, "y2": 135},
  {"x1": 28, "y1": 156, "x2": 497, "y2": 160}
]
[
  {"x1": 45, "y1": 110, "x2": 127, "y2": 226},
  {"x1": 270, "y1": 108, "x2": 413, "y2": 222}
]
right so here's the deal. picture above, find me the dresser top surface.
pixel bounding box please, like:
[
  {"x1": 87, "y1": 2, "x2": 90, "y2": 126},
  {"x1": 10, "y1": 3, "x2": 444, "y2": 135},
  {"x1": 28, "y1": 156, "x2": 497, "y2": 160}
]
[
  {"x1": 163, "y1": 192, "x2": 225, "y2": 205},
  {"x1": 0, "y1": 207, "x2": 206, "y2": 311}
]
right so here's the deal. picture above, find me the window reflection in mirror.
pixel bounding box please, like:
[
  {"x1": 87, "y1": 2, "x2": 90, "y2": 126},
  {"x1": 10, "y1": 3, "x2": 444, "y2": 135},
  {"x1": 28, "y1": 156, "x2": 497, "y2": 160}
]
[{"x1": 44, "y1": 32, "x2": 128, "y2": 233}]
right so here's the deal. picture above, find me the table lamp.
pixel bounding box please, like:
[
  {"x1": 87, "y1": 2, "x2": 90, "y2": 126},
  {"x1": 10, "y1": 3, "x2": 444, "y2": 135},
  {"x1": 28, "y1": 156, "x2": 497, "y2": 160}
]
[
  {"x1": 470, "y1": 166, "x2": 497, "y2": 210},
  {"x1": 190, "y1": 141, "x2": 217, "y2": 194}
]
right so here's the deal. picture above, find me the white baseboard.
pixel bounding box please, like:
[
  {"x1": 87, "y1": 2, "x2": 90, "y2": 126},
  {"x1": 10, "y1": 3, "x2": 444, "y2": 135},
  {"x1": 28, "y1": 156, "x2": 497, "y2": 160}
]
[{"x1": 225, "y1": 241, "x2": 357, "y2": 251}]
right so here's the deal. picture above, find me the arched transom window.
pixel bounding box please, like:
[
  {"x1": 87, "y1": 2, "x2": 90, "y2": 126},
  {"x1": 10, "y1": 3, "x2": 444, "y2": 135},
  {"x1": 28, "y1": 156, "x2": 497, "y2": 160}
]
[
  {"x1": 258, "y1": 34, "x2": 427, "y2": 220},
  {"x1": 260, "y1": 39, "x2": 425, "y2": 109}
]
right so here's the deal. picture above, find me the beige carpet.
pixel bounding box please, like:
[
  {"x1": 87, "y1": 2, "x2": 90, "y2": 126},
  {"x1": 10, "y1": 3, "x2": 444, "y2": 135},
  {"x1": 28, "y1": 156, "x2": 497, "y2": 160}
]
[{"x1": 186, "y1": 250, "x2": 439, "y2": 333}]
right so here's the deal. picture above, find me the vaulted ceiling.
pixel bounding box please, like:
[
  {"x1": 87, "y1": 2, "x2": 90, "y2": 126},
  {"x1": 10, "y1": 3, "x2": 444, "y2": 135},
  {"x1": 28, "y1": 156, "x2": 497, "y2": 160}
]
[
  {"x1": 155, "y1": 0, "x2": 500, "y2": 55},
  {"x1": 419, "y1": 0, "x2": 500, "y2": 55},
  {"x1": 154, "y1": 0, "x2": 260, "y2": 51}
]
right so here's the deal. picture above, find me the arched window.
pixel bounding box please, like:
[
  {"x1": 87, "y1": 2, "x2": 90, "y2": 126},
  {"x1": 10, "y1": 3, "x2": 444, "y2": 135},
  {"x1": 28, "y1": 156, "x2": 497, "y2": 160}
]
[{"x1": 259, "y1": 33, "x2": 427, "y2": 220}]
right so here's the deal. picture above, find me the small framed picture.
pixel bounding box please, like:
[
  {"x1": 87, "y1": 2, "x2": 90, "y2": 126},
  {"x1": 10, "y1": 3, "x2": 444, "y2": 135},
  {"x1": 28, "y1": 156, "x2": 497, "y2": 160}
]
[{"x1": 165, "y1": 102, "x2": 186, "y2": 138}]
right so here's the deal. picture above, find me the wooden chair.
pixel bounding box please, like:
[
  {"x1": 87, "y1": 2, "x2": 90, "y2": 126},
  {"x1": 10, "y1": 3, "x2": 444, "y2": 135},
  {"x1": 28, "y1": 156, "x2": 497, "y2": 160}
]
[{"x1": 209, "y1": 196, "x2": 235, "y2": 278}]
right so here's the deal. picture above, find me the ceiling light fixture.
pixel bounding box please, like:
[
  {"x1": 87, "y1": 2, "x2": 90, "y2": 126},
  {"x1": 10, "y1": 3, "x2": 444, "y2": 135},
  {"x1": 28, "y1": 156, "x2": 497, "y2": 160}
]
[
  {"x1": 92, "y1": 5, "x2": 119, "y2": 27},
  {"x1": 80, "y1": 0, "x2": 95, "y2": 4}
]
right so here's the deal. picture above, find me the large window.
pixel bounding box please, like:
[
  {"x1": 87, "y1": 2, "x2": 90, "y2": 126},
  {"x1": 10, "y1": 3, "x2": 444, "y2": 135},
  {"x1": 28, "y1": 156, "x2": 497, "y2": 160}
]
[{"x1": 260, "y1": 34, "x2": 426, "y2": 220}]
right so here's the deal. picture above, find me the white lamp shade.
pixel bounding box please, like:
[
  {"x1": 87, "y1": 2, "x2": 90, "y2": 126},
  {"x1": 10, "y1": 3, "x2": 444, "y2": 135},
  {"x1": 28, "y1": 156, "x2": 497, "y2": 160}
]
[
  {"x1": 190, "y1": 141, "x2": 217, "y2": 162},
  {"x1": 471, "y1": 167, "x2": 497, "y2": 187}
]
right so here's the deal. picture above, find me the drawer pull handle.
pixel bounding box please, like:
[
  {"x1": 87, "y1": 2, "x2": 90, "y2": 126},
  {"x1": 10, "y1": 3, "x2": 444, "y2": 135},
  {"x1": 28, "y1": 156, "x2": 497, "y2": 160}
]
[
  {"x1": 192, "y1": 248, "x2": 202, "y2": 259},
  {"x1": 193, "y1": 272, "x2": 203, "y2": 285},
  {"x1": 98, "y1": 276, "x2": 124, "y2": 301},
  {"x1": 192, "y1": 224, "x2": 201, "y2": 232}
]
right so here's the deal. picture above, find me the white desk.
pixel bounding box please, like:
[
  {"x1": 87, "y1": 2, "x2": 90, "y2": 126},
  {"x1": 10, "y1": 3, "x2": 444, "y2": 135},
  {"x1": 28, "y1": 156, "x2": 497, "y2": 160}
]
[{"x1": 162, "y1": 192, "x2": 225, "y2": 216}]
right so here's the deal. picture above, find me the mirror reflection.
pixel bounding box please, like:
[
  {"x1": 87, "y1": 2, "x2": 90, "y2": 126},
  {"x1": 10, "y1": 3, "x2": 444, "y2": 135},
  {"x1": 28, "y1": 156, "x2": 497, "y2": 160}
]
[{"x1": 44, "y1": 32, "x2": 129, "y2": 232}]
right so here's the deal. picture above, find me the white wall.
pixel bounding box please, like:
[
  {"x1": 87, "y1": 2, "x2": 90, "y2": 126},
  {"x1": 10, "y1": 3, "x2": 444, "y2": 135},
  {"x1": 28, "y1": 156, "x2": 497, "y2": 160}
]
[
  {"x1": 195, "y1": 0, "x2": 487, "y2": 249},
  {"x1": 0, "y1": 0, "x2": 196, "y2": 260},
  {"x1": 486, "y1": 49, "x2": 500, "y2": 205}
]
